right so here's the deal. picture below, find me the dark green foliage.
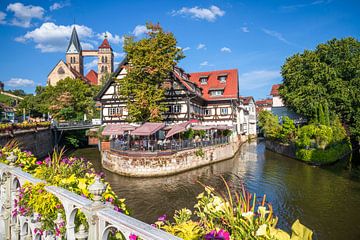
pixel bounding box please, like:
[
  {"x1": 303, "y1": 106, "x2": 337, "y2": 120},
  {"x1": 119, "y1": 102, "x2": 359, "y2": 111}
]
[
  {"x1": 18, "y1": 78, "x2": 100, "y2": 120},
  {"x1": 323, "y1": 102, "x2": 330, "y2": 126},
  {"x1": 182, "y1": 128, "x2": 194, "y2": 139},
  {"x1": 318, "y1": 104, "x2": 325, "y2": 125},
  {"x1": 280, "y1": 37, "x2": 360, "y2": 140}
]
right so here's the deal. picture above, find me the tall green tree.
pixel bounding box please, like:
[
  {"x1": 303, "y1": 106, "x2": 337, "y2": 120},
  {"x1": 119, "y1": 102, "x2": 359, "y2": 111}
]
[
  {"x1": 18, "y1": 78, "x2": 99, "y2": 120},
  {"x1": 280, "y1": 37, "x2": 360, "y2": 140},
  {"x1": 119, "y1": 23, "x2": 184, "y2": 122}
]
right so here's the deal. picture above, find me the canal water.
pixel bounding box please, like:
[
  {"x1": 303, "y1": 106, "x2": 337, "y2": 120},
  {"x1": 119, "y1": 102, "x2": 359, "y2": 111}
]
[{"x1": 72, "y1": 140, "x2": 360, "y2": 240}]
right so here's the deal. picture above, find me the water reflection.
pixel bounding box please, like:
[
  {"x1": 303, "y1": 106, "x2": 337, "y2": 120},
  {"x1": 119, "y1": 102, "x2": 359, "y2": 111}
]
[{"x1": 72, "y1": 141, "x2": 360, "y2": 240}]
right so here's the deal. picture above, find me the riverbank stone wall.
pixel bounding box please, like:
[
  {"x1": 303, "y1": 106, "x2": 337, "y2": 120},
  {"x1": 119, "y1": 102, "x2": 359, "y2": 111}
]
[
  {"x1": 102, "y1": 139, "x2": 243, "y2": 177},
  {"x1": 0, "y1": 128, "x2": 53, "y2": 158},
  {"x1": 265, "y1": 140, "x2": 297, "y2": 159}
]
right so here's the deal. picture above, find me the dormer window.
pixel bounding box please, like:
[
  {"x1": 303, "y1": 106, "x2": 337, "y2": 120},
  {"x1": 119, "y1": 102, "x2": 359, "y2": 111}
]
[
  {"x1": 200, "y1": 76, "x2": 208, "y2": 85},
  {"x1": 218, "y1": 74, "x2": 227, "y2": 83},
  {"x1": 210, "y1": 90, "x2": 223, "y2": 96}
]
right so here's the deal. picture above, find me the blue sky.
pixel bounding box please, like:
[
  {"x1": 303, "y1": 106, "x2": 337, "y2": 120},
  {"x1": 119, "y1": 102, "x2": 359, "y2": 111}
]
[{"x1": 0, "y1": 0, "x2": 359, "y2": 99}]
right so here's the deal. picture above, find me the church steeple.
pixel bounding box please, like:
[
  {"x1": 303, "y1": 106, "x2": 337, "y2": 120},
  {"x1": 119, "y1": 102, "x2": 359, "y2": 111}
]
[
  {"x1": 66, "y1": 26, "x2": 83, "y2": 74},
  {"x1": 66, "y1": 27, "x2": 82, "y2": 54}
]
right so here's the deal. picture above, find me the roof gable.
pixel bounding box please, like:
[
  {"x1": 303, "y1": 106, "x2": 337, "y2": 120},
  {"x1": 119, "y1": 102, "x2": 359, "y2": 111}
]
[
  {"x1": 86, "y1": 70, "x2": 98, "y2": 85},
  {"x1": 99, "y1": 38, "x2": 112, "y2": 50}
]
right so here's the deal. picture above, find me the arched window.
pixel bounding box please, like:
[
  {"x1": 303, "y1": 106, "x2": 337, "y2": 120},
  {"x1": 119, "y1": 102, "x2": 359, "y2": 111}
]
[
  {"x1": 57, "y1": 67, "x2": 65, "y2": 74},
  {"x1": 104, "y1": 66, "x2": 108, "y2": 72},
  {"x1": 105, "y1": 56, "x2": 108, "y2": 63},
  {"x1": 101, "y1": 56, "x2": 104, "y2": 63},
  {"x1": 101, "y1": 66, "x2": 105, "y2": 73}
]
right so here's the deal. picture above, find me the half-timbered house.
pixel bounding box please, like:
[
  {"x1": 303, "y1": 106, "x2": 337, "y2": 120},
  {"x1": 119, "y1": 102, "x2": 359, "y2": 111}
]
[{"x1": 95, "y1": 58, "x2": 253, "y2": 135}]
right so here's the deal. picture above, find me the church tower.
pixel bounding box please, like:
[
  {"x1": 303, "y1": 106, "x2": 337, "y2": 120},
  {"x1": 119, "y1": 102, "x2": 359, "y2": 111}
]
[
  {"x1": 97, "y1": 34, "x2": 113, "y2": 84},
  {"x1": 66, "y1": 27, "x2": 83, "y2": 75}
]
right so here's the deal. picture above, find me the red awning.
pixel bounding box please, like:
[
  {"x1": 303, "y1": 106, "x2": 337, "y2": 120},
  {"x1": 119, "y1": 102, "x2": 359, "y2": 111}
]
[
  {"x1": 191, "y1": 125, "x2": 214, "y2": 130},
  {"x1": 102, "y1": 124, "x2": 136, "y2": 136},
  {"x1": 165, "y1": 121, "x2": 192, "y2": 138},
  {"x1": 131, "y1": 122, "x2": 165, "y2": 136}
]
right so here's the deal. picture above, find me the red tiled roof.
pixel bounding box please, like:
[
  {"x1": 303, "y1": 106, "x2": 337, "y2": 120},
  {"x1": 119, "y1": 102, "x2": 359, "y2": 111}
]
[
  {"x1": 69, "y1": 67, "x2": 91, "y2": 84},
  {"x1": 256, "y1": 98, "x2": 272, "y2": 106},
  {"x1": 99, "y1": 38, "x2": 112, "y2": 49},
  {"x1": 86, "y1": 70, "x2": 98, "y2": 85},
  {"x1": 270, "y1": 84, "x2": 282, "y2": 96},
  {"x1": 189, "y1": 69, "x2": 238, "y2": 100},
  {"x1": 240, "y1": 96, "x2": 254, "y2": 105}
]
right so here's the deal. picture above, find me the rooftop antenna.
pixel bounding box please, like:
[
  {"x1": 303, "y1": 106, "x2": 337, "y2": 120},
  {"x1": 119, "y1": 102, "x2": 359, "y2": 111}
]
[
  {"x1": 73, "y1": 17, "x2": 76, "y2": 26},
  {"x1": 104, "y1": 32, "x2": 108, "y2": 39}
]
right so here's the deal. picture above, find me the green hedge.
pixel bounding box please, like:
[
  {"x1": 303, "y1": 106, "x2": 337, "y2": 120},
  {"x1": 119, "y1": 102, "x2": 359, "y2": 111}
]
[{"x1": 296, "y1": 141, "x2": 352, "y2": 164}]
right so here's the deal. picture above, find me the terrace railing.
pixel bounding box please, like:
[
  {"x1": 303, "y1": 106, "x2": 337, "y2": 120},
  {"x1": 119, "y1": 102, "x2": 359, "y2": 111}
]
[
  {"x1": 0, "y1": 162, "x2": 181, "y2": 240},
  {"x1": 110, "y1": 136, "x2": 230, "y2": 154}
]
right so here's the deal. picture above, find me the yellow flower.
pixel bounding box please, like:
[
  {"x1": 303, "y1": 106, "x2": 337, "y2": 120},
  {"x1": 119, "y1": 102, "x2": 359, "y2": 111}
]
[{"x1": 256, "y1": 224, "x2": 268, "y2": 236}]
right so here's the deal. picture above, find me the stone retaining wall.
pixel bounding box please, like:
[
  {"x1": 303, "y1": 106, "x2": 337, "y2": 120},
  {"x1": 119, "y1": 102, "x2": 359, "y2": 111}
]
[
  {"x1": 102, "y1": 140, "x2": 242, "y2": 177},
  {"x1": 0, "y1": 128, "x2": 53, "y2": 158},
  {"x1": 265, "y1": 140, "x2": 297, "y2": 159}
]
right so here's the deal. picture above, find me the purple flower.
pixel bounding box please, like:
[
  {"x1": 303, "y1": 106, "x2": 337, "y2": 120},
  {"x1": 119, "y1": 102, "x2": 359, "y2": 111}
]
[
  {"x1": 129, "y1": 234, "x2": 138, "y2": 240},
  {"x1": 157, "y1": 214, "x2": 167, "y2": 222},
  {"x1": 205, "y1": 229, "x2": 230, "y2": 240},
  {"x1": 35, "y1": 161, "x2": 43, "y2": 165}
]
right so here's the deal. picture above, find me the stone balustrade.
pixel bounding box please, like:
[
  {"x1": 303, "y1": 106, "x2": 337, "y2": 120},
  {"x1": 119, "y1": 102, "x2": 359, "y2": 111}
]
[{"x1": 0, "y1": 162, "x2": 181, "y2": 240}]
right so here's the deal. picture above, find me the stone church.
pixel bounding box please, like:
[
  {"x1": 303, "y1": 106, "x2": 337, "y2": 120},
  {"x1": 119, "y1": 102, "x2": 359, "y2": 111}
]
[{"x1": 47, "y1": 27, "x2": 114, "y2": 86}]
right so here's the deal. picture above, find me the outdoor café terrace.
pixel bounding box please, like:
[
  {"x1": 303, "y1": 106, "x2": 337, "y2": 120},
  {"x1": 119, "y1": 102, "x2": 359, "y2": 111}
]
[{"x1": 102, "y1": 121, "x2": 232, "y2": 157}]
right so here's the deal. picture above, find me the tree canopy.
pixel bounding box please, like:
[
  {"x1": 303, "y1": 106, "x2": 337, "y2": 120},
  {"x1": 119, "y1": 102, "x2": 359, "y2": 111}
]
[
  {"x1": 119, "y1": 23, "x2": 184, "y2": 122},
  {"x1": 280, "y1": 37, "x2": 360, "y2": 140},
  {"x1": 19, "y1": 78, "x2": 100, "y2": 120}
]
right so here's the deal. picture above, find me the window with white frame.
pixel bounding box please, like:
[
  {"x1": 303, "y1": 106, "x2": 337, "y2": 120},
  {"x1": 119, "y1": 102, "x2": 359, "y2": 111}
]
[
  {"x1": 210, "y1": 90, "x2": 223, "y2": 96},
  {"x1": 200, "y1": 77, "x2": 208, "y2": 84},
  {"x1": 173, "y1": 105, "x2": 181, "y2": 113},
  {"x1": 108, "y1": 107, "x2": 123, "y2": 116},
  {"x1": 220, "y1": 108, "x2": 228, "y2": 115},
  {"x1": 218, "y1": 75, "x2": 227, "y2": 83},
  {"x1": 205, "y1": 109, "x2": 212, "y2": 115}
]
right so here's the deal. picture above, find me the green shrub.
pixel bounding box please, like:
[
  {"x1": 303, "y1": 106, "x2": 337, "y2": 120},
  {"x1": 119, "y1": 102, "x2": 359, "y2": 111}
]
[
  {"x1": 278, "y1": 116, "x2": 296, "y2": 143},
  {"x1": 258, "y1": 110, "x2": 281, "y2": 140},
  {"x1": 296, "y1": 141, "x2": 352, "y2": 164}
]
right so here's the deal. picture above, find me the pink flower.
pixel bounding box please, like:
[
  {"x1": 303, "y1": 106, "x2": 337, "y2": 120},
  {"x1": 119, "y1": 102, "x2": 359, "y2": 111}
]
[
  {"x1": 204, "y1": 229, "x2": 230, "y2": 240},
  {"x1": 157, "y1": 214, "x2": 167, "y2": 222},
  {"x1": 35, "y1": 161, "x2": 42, "y2": 165},
  {"x1": 129, "y1": 234, "x2": 138, "y2": 240}
]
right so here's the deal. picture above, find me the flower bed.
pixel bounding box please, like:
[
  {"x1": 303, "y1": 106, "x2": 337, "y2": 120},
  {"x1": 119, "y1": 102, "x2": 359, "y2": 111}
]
[
  {"x1": 0, "y1": 143, "x2": 129, "y2": 237},
  {"x1": 0, "y1": 122, "x2": 51, "y2": 133},
  {"x1": 154, "y1": 180, "x2": 313, "y2": 240}
]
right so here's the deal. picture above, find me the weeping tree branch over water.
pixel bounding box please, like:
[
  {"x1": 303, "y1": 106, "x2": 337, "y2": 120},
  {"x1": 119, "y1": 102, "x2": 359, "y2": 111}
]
[{"x1": 119, "y1": 23, "x2": 184, "y2": 122}]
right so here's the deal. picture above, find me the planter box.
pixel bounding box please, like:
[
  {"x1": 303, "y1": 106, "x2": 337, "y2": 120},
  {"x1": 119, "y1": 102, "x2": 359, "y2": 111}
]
[
  {"x1": 88, "y1": 136, "x2": 98, "y2": 145},
  {"x1": 101, "y1": 141, "x2": 110, "y2": 151}
]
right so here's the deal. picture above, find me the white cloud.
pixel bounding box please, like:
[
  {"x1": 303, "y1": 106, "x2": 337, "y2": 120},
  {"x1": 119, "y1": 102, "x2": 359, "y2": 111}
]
[
  {"x1": 16, "y1": 22, "x2": 94, "y2": 52},
  {"x1": 81, "y1": 42, "x2": 94, "y2": 50},
  {"x1": 197, "y1": 43, "x2": 206, "y2": 50},
  {"x1": 132, "y1": 25, "x2": 148, "y2": 37},
  {"x1": 239, "y1": 70, "x2": 281, "y2": 91},
  {"x1": 0, "y1": 11, "x2": 6, "y2": 24},
  {"x1": 220, "y1": 47, "x2": 231, "y2": 53},
  {"x1": 50, "y1": 2, "x2": 70, "y2": 11},
  {"x1": 241, "y1": 27, "x2": 249, "y2": 33},
  {"x1": 200, "y1": 61, "x2": 209, "y2": 66},
  {"x1": 172, "y1": 5, "x2": 225, "y2": 22},
  {"x1": 6, "y1": 78, "x2": 35, "y2": 87},
  {"x1": 6, "y1": 2, "x2": 44, "y2": 28},
  {"x1": 262, "y1": 28, "x2": 291, "y2": 45},
  {"x1": 97, "y1": 31, "x2": 123, "y2": 44},
  {"x1": 182, "y1": 47, "x2": 190, "y2": 51},
  {"x1": 84, "y1": 59, "x2": 98, "y2": 71}
]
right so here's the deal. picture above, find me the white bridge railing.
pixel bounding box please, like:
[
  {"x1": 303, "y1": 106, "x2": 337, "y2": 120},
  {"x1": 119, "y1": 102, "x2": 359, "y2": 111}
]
[{"x1": 0, "y1": 162, "x2": 181, "y2": 240}]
